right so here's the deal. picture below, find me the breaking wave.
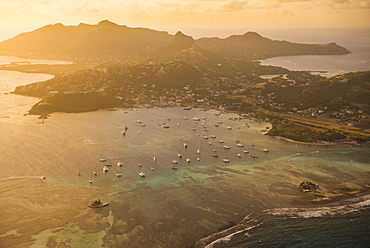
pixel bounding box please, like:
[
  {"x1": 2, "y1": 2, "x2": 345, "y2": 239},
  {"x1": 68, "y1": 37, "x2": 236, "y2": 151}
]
[
  {"x1": 194, "y1": 214, "x2": 263, "y2": 248},
  {"x1": 264, "y1": 194, "x2": 370, "y2": 218}
]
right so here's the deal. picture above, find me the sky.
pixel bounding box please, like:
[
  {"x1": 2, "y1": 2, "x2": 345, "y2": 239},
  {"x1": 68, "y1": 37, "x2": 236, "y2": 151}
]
[{"x1": 0, "y1": 0, "x2": 369, "y2": 41}]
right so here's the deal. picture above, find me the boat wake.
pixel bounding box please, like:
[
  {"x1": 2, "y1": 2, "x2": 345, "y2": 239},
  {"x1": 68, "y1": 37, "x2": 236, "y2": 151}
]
[
  {"x1": 264, "y1": 194, "x2": 370, "y2": 218},
  {"x1": 0, "y1": 176, "x2": 46, "y2": 182},
  {"x1": 288, "y1": 150, "x2": 320, "y2": 157},
  {"x1": 194, "y1": 214, "x2": 263, "y2": 248}
]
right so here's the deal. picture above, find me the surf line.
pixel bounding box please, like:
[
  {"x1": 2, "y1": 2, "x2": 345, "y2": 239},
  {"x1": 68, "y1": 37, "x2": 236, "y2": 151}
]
[{"x1": 0, "y1": 176, "x2": 46, "y2": 181}]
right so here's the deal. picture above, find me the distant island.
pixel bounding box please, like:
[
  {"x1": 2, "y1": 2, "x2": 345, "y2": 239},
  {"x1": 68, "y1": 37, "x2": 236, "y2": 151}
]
[
  {"x1": 1, "y1": 20, "x2": 368, "y2": 143},
  {"x1": 0, "y1": 20, "x2": 350, "y2": 62}
]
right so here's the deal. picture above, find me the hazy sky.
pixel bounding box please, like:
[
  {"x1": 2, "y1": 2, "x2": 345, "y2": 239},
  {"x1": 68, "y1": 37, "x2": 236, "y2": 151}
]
[{"x1": 0, "y1": 0, "x2": 369, "y2": 41}]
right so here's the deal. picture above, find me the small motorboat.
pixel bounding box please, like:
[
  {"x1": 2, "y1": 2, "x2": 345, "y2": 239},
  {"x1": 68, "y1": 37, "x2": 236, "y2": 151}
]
[
  {"x1": 117, "y1": 162, "x2": 123, "y2": 167},
  {"x1": 223, "y1": 158, "x2": 230, "y2": 163},
  {"x1": 88, "y1": 199, "x2": 109, "y2": 208},
  {"x1": 171, "y1": 165, "x2": 178, "y2": 170},
  {"x1": 172, "y1": 160, "x2": 178, "y2": 164},
  {"x1": 116, "y1": 173, "x2": 122, "y2": 177},
  {"x1": 139, "y1": 171, "x2": 146, "y2": 177}
]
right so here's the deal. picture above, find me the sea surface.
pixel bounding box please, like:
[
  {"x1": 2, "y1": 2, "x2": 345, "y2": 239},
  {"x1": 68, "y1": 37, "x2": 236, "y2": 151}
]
[
  {"x1": 257, "y1": 27, "x2": 370, "y2": 77},
  {"x1": 0, "y1": 43, "x2": 369, "y2": 248}
]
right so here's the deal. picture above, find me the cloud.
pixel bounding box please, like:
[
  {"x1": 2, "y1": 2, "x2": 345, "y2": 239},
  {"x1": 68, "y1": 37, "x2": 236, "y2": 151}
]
[
  {"x1": 324, "y1": 0, "x2": 370, "y2": 8},
  {"x1": 220, "y1": 0, "x2": 248, "y2": 11}
]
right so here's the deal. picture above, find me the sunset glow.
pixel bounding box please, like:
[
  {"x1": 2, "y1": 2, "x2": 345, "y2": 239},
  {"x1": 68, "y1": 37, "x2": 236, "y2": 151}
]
[{"x1": 0, "y1": 0, "x2": 369, "y2": 41}]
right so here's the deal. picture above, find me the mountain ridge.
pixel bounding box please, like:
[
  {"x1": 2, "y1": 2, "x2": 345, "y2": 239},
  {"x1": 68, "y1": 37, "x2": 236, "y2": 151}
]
[{"x1": 0, "y1": 20, "x2": 350, "y2": 62}]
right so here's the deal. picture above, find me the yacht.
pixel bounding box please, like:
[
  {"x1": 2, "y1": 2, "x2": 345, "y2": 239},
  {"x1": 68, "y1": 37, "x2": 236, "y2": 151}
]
[
  {"x1": 250, "y1": 154, "x2": 258, "y2": 158},
  {"x1": 263, "y1": 148, "x2": 269, "y2": 152},
  {"x1": 223, "y1": 158, "x2": 230, "y2": 163},
  {"x1": 172, "y1": 160, "x2": 178, "y2": 164},
  {"x1": 237, "y1": 143, "x2": 244, "y2": 147},
  {"x1": 116, "y1": 172, "x2": 122, "y2": 177},
  {"x1": 223, "y1": 145, "x2": 231, "y2": 149},
  {"x1": 212, "y1": 153, "x2": 218, "y2": 157},
  {"x1": 243, "y1": 150, "x2": 249, "y2": 154},
  {"x1": 171, "y1": 165, "x2": 178, "y2": 170},
  {"x1": 219, "y1": 140, "x2": 225, "y2": 143}
]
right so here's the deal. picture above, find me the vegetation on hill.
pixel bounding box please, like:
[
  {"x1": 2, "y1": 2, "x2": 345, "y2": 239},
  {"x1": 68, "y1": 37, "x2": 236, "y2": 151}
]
[
  {"x1": 5, "y1": 21, "x2": 368, "y2": 143},
  {"x1": 196, "y1": 31, "x2": 350, "y2": 60},
  {"x1": 0, "y1": 20, "x2": 350, "y2": 63}
]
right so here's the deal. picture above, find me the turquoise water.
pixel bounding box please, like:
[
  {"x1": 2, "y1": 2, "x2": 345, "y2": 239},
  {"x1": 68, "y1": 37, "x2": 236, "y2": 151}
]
[
  {"x1": 0, "y1": 106, "x2": 369, "y2": 248},
  {"x1": 0, "y1": 56, "x2": 369, "y2": 247}
]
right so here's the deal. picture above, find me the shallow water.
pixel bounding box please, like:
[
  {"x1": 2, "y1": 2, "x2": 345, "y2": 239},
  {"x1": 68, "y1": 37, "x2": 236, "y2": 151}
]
[
  {"x1": 0, "y1": 106, "x2": 369, "y2": 248},
  {"x1": 0, "y1": 57, "x2": 369, "y2": 248}
]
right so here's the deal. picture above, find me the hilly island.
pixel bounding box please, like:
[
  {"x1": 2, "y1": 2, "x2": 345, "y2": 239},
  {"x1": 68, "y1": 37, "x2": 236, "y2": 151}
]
[{"x1": 1, "y1": 20, "x2": 369, "y2": 143}]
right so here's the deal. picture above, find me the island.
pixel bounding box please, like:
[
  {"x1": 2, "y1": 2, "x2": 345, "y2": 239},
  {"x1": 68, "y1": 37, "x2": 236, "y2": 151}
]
[{"x1": 1, "y1": 21, "x2": 368, "y2": 144}]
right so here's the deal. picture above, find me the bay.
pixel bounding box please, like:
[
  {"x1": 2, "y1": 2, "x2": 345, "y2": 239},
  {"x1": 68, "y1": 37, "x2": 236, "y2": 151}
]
[{"x1": 0, "y1": 55, "x2": 369, "y2": 248}]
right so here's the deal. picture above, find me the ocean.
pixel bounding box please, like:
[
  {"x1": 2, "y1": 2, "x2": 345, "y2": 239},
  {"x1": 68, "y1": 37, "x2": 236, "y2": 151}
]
[
  {"x1": 256, "y1": 27, "x2": 370, "y2": 77},
  {"x1": 0, "y1": 27, "x2": 369, "y2": 248}
]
